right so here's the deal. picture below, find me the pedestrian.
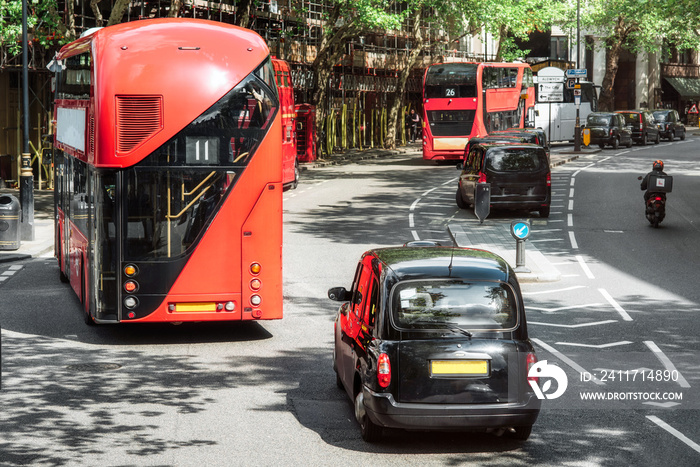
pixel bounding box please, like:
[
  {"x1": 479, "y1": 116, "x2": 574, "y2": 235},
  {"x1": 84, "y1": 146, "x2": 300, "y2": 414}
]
[{"x1": 409, "y1": 108, "x2": 421, "y2": 143}]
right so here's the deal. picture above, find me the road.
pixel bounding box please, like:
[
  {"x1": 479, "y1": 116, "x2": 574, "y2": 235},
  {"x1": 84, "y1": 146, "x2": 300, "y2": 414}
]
[{"x1": 1, "y1": 137, "x2": 699, "y2": 465}]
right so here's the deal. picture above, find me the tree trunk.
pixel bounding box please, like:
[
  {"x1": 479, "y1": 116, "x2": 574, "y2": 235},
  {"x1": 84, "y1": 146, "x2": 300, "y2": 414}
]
[
  {"x1": 234, "y1": 0, "x2": 254, "y2": 29},
  {"x1": 310, "y1": 6, "x2": 360, "y2": 155},
  {"x1": 384, "y1": 6, "x2": 423, "y2": 150},
  {"x1": 599, "y1": 17, "x2": 637, "y2": 111},
  {"x1": 494, "y1": 25, "x2": 508, "y2": 62},
  {"x1": 168, "y1": 0, "x2": 183, "y2": 17},
  {"x1": 107, "y1": 0, "x2": 131, "y2": 26},
  {"x1": 90, "y1": 0, "x2": 104, "y2": 26}
]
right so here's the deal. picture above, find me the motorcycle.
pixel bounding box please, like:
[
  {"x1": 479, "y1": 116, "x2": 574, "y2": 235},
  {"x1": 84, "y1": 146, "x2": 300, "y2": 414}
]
[{"x1": 638, "y1": 175, "x2": 669, "y2": 228}]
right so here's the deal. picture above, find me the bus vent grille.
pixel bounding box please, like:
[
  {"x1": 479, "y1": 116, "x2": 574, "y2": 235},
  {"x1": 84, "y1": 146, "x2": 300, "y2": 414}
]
[
  {"x1": 116, "y1": 95, "x2": 163, "y2": 154},
  {"x1": 89, "y1": 115, "x2": 95, "y2": 157}
]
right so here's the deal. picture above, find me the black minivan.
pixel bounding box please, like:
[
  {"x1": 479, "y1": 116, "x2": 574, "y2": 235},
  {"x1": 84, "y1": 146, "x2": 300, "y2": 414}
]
[{"x1": 456, "y1": 142, "x2": 551, "y2": 218}]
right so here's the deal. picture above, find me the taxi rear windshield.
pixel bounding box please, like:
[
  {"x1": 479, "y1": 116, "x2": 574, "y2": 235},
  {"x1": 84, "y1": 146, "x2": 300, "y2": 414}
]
[
  {"x1": 587, "y1": 115, "x2": 611, "y2": 126},
  {"x1": 485, "y1": 148, "x2": 545, "y2": 172},
  {"x1": 391, "y1": 280, "x2": 518, "y2": 331}
]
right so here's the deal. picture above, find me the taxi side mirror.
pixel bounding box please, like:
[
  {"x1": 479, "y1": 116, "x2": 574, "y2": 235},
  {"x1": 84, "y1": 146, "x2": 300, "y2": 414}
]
[{"x1": 328, "y1": 287, "x2": 351, "y2": 302}]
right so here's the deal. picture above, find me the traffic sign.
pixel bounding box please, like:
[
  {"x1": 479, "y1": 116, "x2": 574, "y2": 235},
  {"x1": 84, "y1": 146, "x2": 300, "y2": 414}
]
[
  {"x1": 538, "y1": 82, "x2": 564, "y2": 103},
  {"x1": 689, "y1": 104, "x2": 698, "y2": 114},
  {"x1": 510, "y1": 221, "x2": 531, "y2": 240},
  {"x1": 565, "y1": 68, "x2": 587, "y2": 78},
  {"x1": 566, "y1": 78, "x2": 576, "y2": 89}
]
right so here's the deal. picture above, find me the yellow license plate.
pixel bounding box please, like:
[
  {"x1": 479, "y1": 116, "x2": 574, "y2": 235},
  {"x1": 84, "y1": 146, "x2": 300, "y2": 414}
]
[
  {"x1": 431, "y1": 360, "x2": 489, "y2": 376},
  {"x1": 173, "y1": 302, "x2": 217, "y2": 313}
]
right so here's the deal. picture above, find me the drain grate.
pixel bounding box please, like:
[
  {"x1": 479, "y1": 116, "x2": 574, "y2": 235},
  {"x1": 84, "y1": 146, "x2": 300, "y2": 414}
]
[{"x1": 66, "y1": 363, "x2": 122, "y2": 372}]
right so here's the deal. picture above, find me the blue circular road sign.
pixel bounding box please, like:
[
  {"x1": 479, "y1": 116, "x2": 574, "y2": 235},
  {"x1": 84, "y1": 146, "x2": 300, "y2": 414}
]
[{"x1": 510, "y1": 221, "x2": 531, "y2": 240}]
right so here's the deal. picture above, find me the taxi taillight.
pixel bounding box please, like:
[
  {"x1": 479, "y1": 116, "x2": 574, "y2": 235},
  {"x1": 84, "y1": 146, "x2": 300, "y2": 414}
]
[
  {"x1": 526, "y1": 352, "x2": 538, "y2": 382},
  {"x1": 377, "y1": 353, "x2": 391, "y2": 388},
  {"x1": 478, "y1": 172, "x2": 487, "y2": 184}
]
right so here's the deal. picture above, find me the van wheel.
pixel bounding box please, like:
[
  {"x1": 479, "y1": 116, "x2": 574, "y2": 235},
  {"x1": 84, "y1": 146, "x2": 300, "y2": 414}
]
[
  {"x1": 456, "y1": 187, "x2": 468, "y2": 209},
  {"x1": 612, "y1": 137, "x2": 619, "y2": 149},
  {"x1": 507, "y1": 425, "x2": 533, "y2": 441},
  {"x1": 639, "y1": 134, "x2": 647, "y2": 145},
  {"x1": 668, "y1": 131, "x2": 675, "y2": 141},
  {"x1": 598, "y1": 143, "x2": 605, "y2": 149},
  {"x1": 627, "y1": 138, "x2": 633, "y2": 148},
  {"x1": 355, "y1": 390, "x2": 382, "y2": 442}
]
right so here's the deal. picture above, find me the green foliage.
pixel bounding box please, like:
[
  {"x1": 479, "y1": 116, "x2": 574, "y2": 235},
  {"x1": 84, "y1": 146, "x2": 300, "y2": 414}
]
[{"x1": 0, "y1": 0, "x2": 66, "y2": 56}]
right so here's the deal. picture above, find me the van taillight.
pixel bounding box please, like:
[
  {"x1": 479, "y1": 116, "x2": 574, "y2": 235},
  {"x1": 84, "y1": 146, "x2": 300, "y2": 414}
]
[
  {"x1": 526, "y1": 352, "x2": 538, "y2": 382},
  {"x1": 377, "y1": 353, "x2": 391, "y2": 388},
  {"x1": 546, "y1": 172, "x2": 551, "y2": 187},
  {"x1": 478, "y1": 172, "x2": 487, "y2": 184}
]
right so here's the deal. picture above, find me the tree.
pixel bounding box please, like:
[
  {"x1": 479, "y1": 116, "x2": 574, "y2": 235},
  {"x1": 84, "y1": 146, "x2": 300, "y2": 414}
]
[
  {"x1": 0, "y1": 0, "x2": 66, "y2": 55},
  {"x1": 310, "y1": 0, "x2": 404, "y2": 155},
  {"x1": 565, "y1": 0, "x2": 700, "y2": 110}
]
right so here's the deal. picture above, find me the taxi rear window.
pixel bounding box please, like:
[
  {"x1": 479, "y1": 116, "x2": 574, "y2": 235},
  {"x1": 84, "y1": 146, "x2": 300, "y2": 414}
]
[{"x1": 391, "y1": 279, "x2": 518, "y2": 332}]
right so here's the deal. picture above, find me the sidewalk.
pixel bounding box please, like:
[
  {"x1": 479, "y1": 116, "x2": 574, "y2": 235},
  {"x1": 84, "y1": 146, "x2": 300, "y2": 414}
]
[{"x1": 0, "y1": 143, "x2": 589, "y2": 281}]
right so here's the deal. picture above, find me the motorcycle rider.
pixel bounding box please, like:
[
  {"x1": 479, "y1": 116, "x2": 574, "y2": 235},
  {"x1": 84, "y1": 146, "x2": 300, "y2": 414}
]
[{"x1": 640, "y1": 160, "x2": 667, "y2": 203}]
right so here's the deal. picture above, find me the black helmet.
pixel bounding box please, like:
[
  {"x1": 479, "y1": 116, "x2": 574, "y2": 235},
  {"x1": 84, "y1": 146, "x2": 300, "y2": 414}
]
[{"x1": 653, "y1": 160, "x2": 664, "y2": 171}]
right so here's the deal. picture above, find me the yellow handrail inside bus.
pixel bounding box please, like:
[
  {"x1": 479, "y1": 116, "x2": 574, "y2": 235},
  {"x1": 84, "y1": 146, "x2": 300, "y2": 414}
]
[{"x1": 183, "y1": 170, "x2": 217, "y2": 196}]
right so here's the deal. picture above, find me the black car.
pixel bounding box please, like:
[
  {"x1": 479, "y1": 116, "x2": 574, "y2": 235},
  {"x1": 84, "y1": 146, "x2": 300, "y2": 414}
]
[
  {"x1": 652, "y1": 109, "x2": 686, "y2": 141},
  {"x1": 456, "y1": 142, "x2": 551, "y2": 218},
  {"x1": 330, "y1": 244, "x2": 541, "y2": 442},
  {"x1": 584, "y1": 112, "x2": 633, "y2": 149},
  {"x1": 616, "y1": 110, "x2": 660, "y2": 145}
]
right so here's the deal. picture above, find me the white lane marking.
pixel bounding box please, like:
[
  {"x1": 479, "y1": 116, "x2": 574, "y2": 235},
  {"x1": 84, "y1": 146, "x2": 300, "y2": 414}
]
[
  {"x1": 1, "y1": 271, "x2": 15, "y2": 276},
  {"x1": 522, "y1": 285, "x2": 587, "y2": 295},
  {"x1": 600, "y1": 156, "x2": 612, "y2": 162},
  {"x1": 576, "y1": 255, "x2": 595, "y2": 279},
  {"x1": 528, "y1": 303, "x2": 604, "y2": 313},
  {"x1": 567, "y1": 213, "x2": 573, "y2": 227},
  {"x1": 556, "y1": 341, "x2": 633, "y2": 348},
  {"x1": 569, "y1": 231, "x2": 578, "y2": 249},
  {"x1": 570, "y1": 178, "x2": 575, "y2": 187},
  {"x1": 411, "y1": 230, "x2": 420, "y2": 241},
  {"x1": 532, "y1": 338, "x2": 605, "y2": 385},
  {"x1": 569, "y1": 188, "x2": 575, "y2": 198},
  {"x1": 644, "y1": 341, "x2": 691, "y2": 388},
  {"x1": 410, "y1": 198, "x2": 421, "y2": 211},
  {"x1": 409, "y1": 213, "x2": 415, "y2": 228},
  {"x1": 599, "y1": 288, "x2": 633, "y2": 322},
  {"x1": 647, "y1": 416, "x2": 700, "y2": 454},
  {"x1": 568, "y1": 199, "x2": 574, "y2": 210},
  {"x1": 9, "y1": 265, "x2": 22, "y2": 270},
  {"x1": 442, "y1": 177, "x2": 458, "y2": 185},
  {"x1": 529, "y1": 320, "x2": 618, "y2": 328},
  {"x1": 422, "y1": 187, "x2": 437, "y2": 196}
]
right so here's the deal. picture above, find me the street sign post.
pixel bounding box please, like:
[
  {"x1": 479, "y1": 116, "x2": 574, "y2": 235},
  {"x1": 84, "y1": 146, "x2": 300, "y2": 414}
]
[
  {"x1": 565, "y1": 68, "x2": 587, "y2": 78},
  {"x1": 510, "y1": 220, "x2": 531, "y2": 272},
  {"x1": 474, "y1": 183, "x2": 491, "y2": 224},
  {"x1": 537, "y1": 82, "x2": 564, "y2": 103}
]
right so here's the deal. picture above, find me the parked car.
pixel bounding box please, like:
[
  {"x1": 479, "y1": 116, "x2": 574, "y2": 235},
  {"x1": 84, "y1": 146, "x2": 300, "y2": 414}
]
[
  {"x1": 490, "y1": 128, "x2": 550, "y2": 160},
  {"x1": 329, "y1": 243, "x2": 541, "y2": 442},
  {"x1": 616, "y1": 110, "x2": 660, "y2": 145},
  {"x1": 584, "y1": 112, "x2": 633, "y2": 149},
  {"x1": 456, "y1": 142, "x2": 551, "y2": 218},
  {"x1": 652, "y1": 109, "x2": 686, "y2": 141}
]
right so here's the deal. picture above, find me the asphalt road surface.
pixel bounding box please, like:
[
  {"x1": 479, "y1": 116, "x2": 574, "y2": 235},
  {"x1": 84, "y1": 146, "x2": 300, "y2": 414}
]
[{"x1": 1, "y1": 136, "x2": 699, "y2": 465}]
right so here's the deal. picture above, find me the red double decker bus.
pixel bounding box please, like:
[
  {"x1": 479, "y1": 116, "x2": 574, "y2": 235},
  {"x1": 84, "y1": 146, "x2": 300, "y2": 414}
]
[
  {"x1": 53, "y1": 19, "x2": 283, "y2": 324},
  {"x1": 422, "y1": 62, "x2": 536, "y2": 161},
  {"x1": 272, "y1": 58, "x2": 299, "y2": 190}
]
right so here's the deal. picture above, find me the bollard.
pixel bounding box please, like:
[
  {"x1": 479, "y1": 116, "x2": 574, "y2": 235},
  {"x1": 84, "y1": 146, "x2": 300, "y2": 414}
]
[{"x1": 510, "y1": 220, "x2": 531, "y2": 273}]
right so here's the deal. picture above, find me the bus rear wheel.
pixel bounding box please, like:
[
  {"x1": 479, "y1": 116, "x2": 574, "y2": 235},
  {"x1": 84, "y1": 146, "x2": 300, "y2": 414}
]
[{"x1": 456, "y1": 187, "x2": 468, "y2": 209}]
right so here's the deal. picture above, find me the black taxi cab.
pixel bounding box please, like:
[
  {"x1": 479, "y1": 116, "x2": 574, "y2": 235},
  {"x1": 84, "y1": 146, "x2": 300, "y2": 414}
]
[{"x1": 329, "y1": 244, "x2": 541, "y2": 442}]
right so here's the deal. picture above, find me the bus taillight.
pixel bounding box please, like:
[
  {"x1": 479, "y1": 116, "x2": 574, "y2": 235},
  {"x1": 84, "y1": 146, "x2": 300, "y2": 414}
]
[
  {"x1": 250, "y1": 279, "x2": 262, "y2": 290},
  {"x1": 124, "y1": 280, "x2": 138, "y2": 293},
  {"x1": 250, "y1": 263, "x2": 261, "y2": 275}
]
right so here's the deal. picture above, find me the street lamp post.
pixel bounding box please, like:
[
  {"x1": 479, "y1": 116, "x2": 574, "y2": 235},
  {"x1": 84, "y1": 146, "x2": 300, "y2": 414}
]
[
  {"x1": 574, "y1": 0, "x2": 582, "y2": 152},
  {"x1": 20, "y1": 0, "x2": 35, "y2": 241}
]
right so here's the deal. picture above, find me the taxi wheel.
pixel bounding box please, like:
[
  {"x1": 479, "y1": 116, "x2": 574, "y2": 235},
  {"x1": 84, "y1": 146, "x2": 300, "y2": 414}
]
[
  {"x1": 612, "y1": 137, "x2": 619, "y2": 149},
  {"x1": 655, "y1": 132, "x2": 660, "y2": 144},
  {"x1": 456, "y1": 187, "x2": 468, "y2": 209},
  {"x1": 681, "y1": 130, "x2": 686, "y2": 141},
  {"x1": 507, "y1": 425, "x2": 532, "y2": 441},
  {"x1": 355, "y1": 390, "x2": 382, "y2": 442}
]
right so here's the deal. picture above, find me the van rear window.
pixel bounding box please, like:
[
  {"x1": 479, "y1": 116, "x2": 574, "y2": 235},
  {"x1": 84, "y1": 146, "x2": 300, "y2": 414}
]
[{"x1": 486, "y1": 148, "x2": 544, "y2": 172}]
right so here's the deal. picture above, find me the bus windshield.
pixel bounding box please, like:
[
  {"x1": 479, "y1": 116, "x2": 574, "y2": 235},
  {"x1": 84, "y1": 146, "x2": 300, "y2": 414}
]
[{"x1": 425, "y1": 63, "x2": 478, "y2": 98}]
